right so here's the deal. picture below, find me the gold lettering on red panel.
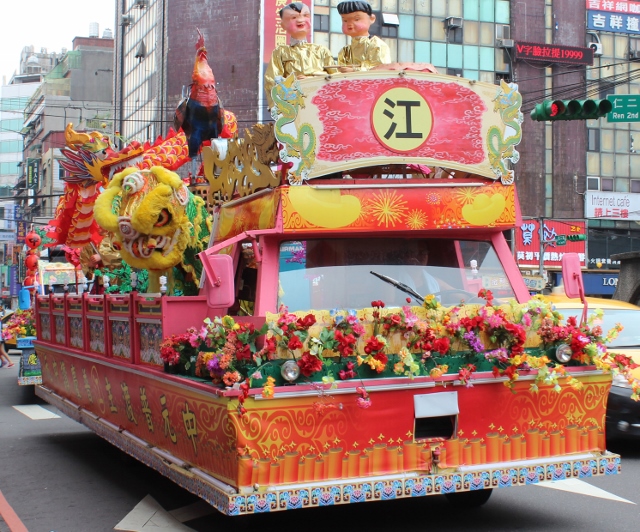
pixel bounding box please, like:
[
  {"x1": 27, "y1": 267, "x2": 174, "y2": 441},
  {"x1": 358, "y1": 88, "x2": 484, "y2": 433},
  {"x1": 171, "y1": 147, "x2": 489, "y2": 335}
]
[
  {"x1": 121, "y1": 382, "x2": 138, "y2": 425},
  {"x1": 182, "y1": 402, "x2": 198, "y2": 455},
  {"x1": 140, "y1": 387, "x2": 154, "y2": 433},
  {"x1": 160, "y1": 395, "x2": 177, "y2": 444}
]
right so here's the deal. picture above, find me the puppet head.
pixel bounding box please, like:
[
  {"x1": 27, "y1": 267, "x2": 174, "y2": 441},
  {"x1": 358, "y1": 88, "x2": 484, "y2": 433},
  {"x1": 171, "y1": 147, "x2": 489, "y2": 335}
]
[{"x1": 337, "y1": 1, "x2": 376, "y2": 38}]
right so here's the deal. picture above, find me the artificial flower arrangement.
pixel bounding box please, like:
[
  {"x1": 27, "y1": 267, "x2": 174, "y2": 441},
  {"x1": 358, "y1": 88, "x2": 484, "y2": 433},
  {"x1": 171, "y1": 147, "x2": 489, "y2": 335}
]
[
  {"x1": 158, "y1": 290, "x2": 640, "y2": 402},
  {"x1": 2, "y1": 309, "x2": 37, "y2": 343}
]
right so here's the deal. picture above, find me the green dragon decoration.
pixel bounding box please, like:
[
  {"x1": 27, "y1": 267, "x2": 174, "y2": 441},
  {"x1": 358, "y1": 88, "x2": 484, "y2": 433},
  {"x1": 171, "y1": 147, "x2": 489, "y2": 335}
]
[
  {"x1": 487, "y1": 80, "x2": 523, "y2": 185},
  {"x1": 271, "y1": 74, "x2": 317, "y2": 185}
]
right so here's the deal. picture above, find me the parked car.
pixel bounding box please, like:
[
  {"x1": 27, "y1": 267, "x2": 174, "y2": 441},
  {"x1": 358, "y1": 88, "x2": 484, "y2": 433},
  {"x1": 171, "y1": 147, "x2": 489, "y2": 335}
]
[{"x1": 544, "y1": 294, "x2": 640, "y2": 441}]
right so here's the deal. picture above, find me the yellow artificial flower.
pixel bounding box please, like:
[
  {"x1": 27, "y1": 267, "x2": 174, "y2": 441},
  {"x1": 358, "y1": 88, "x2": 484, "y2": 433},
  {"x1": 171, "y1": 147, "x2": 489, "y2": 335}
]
[
  {"x1": 262, "y1": 376, "x2": 276, "y2": 399},
  {"x1": 322, "y1": 376, "x2": 337, "y2": 389}
]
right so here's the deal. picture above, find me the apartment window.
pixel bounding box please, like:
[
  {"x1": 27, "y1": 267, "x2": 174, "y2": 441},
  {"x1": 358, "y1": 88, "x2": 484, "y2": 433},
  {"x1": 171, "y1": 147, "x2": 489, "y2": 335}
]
[
  {"x1": 447, "y1": 68, "x2": 463, "y2": 77},
  {"x1": 631, "y1": 179, "x2": 640, "y2": 193},
  {"x1": 588, "y1": 129, "x2": 600, "y2": 151},
  {"x1": 381, "y1": 25, "x2": 399, "y2": 37},
  {"x1": 314, "y1": 14, "x2": 329, "y2": 32},
  {"x1": 587, "y1": 176, "x2": 600, "y2": 190},
  {"x1": 601, "y1": 177, "x2": 614, "y2": 191}
]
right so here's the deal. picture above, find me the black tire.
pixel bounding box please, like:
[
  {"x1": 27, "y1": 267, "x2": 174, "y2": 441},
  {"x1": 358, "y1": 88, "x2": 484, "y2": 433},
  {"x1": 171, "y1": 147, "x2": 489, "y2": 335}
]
[{"x1": 444, "y1": 488, "x2": 493, "y2": 507}]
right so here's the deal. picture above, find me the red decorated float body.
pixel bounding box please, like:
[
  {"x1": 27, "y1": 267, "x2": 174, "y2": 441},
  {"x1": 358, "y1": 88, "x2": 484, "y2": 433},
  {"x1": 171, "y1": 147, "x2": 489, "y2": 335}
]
[{"x1": 33, "y1": 71, "x2": 620, "y2": 515}]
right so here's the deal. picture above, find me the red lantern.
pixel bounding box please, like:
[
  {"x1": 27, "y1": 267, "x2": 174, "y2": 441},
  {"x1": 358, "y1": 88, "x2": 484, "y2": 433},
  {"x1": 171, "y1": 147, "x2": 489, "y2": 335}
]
[
  {"x1": 25, "y1": 231, "x2": 41, "y2": 249},
  {"x1": 25, "y1": 254, "x2": 39, "y2": 270},
  {"x1": 23, "y1": 275, "x2": 36, "y2": 287}
]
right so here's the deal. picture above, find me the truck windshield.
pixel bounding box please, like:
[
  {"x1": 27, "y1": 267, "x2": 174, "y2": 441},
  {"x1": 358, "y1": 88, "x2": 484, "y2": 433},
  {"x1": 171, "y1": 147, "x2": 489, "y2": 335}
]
[{"x1": 278, "y1": 238, "x2": 516, "y2": 312}]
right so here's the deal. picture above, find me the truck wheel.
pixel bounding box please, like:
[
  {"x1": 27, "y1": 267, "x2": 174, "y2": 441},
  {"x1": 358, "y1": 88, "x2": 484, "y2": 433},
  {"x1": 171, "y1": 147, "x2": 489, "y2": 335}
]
[{"x1": 444, "y1": 488, "x2": 492, "y2": 507}]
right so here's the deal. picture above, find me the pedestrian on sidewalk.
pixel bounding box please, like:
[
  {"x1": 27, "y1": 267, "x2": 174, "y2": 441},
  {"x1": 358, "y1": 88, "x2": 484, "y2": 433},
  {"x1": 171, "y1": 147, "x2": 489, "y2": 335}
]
[{"x1": 0, "y1": 341, "x2": 13, "y2": 368}]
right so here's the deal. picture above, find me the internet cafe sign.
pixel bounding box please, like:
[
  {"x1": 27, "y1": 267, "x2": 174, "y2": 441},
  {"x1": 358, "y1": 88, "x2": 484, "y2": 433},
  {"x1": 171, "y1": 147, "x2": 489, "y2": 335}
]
[{"x1": 585, "y1": 191, "x2": 640, "y2": 220}]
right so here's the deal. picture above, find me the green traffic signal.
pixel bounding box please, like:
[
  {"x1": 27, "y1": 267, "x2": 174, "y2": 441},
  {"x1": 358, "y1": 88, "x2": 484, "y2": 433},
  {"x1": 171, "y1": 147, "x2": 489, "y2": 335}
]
[
  {"x1": 530, "y1": 99, "x2": 613, "y2": 121},
  {"x1": 566, "y1": 234, "x2": 587, "y2": 241}
]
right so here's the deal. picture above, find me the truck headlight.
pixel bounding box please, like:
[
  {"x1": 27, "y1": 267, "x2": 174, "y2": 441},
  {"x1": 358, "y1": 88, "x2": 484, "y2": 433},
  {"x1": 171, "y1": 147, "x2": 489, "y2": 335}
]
[
  {"x1": 553, "y1": 343, "x2": 573, "y2": 364},
  {"x1": 281, "y1": 360, "x2": 300, "y2": 383}
]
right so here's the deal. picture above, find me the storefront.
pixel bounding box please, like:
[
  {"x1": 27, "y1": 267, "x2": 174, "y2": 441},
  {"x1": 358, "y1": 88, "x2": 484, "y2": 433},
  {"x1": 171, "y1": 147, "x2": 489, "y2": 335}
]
[{"x1": 552, "y1": 271, "x2": 619, "y2": 298}]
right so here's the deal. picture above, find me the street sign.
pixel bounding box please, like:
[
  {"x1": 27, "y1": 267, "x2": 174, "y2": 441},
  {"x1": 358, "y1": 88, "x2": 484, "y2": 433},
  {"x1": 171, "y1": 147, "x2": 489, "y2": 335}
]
[
  {"x1": 555, "y1": 235, "x2": 567, "y2": 246},
  {"x1": 607, "y1": 94, "x2": 640, "y2": 122},
  {"x1": 522, "y1": 275, "x2": 546, "y2": 291}
]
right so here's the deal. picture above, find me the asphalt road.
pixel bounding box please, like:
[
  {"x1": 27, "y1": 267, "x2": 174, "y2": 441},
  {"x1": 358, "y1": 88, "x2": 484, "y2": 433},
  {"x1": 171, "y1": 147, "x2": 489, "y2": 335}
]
[{"x1": 1, "y1": 353, "x2": 639, "y2": 532}]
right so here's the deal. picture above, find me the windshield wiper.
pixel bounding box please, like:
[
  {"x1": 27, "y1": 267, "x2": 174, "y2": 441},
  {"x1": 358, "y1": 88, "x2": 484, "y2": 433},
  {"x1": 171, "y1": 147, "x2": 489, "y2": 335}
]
[{"x1": 370, "y1": 270, "x2": 424, "y2": 304}]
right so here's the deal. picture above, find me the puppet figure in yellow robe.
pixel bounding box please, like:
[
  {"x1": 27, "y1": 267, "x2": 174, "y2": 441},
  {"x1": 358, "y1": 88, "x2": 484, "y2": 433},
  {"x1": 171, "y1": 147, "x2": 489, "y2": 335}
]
[
  {"x1": 337, "y1": 1, "x2": 391, "y2": 72},
  {"x1": 264, "y1": 2, "x2": 335, "y2": 108}
]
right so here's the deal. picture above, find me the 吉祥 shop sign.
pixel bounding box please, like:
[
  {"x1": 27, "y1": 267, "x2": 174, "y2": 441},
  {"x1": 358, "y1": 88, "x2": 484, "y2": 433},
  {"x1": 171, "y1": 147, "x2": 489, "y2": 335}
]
[
  {"x1": 585, "y1": 191, "x2": 640, "y2": 220},
  {"x1": 587, "y1": 0, "x2": 640, "y2": 35},
  {"x1": 514, "y1": 41, "x2": 594, "y2": 65}
]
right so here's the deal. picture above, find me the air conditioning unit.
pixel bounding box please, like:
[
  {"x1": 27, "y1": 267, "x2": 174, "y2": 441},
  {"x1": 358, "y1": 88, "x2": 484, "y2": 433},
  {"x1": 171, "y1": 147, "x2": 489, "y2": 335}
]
[
  {"x1": 497, "y1": 38, "x2": 515, "y2": 48},
  {"x1": 496, "y1": 24, "x2": 511, "y2": 40},
  {"x1": 445, "y1": 17, "x2": 463, "y2": 29},
  {"x1": 590, "y1": 42, "x2": 603, "y2": 56},
  {"x1": 629, "y1": 49, "x2": 640, "y2": 60},
  {"x1": 121, "y1": 14, "x2": 133, "y2": 26},
  {"x1": 133, "y1": 0, "x2": 148, "y2": 7}
]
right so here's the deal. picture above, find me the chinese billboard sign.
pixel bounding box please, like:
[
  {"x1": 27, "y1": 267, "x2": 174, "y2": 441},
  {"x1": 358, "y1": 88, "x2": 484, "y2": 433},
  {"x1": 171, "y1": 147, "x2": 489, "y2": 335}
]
[
  {"x1": 16, "y1": 221, "x2": 27, "y2": 244},
  {"x1": 26, "y1": 158, "x2": 39, "y2": 190},
  {"x1": 587, "y1": 0, "x2": 640, "y2": 34},
  {"x1": 515, "y1": 219, "x2": 587, "y2": 268},
  {"x1": 514, "y1": 41, "x2": 594, "y2": 65},
  {"x1": 585, "y1": 191, "x2": 640, "y2": 220}
]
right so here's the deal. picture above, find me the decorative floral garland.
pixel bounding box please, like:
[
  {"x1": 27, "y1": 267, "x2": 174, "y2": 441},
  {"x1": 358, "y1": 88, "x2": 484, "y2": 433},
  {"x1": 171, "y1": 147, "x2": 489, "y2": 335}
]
[
  {"x1": 160, "y1": 291, "x2": 640, "y2": 405},
  {"x1": 2, "y1": 309, "x2": 37, "y2": 342}
]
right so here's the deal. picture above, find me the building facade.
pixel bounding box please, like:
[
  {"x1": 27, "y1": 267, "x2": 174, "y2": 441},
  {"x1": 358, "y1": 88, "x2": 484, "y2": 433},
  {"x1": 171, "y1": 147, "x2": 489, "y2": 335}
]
[
  {"x1": 19, "y1": 35, "x2": 115, "y2": 222},
  {"x1": 111, "y1": 0, "x2": 640, "y2": 294}
]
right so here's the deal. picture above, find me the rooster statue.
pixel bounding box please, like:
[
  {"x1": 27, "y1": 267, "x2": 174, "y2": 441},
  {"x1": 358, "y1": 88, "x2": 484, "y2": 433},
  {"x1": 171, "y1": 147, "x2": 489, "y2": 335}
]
[{"x1": 174, "y1": 29, "x2": 237, "y2": 179}]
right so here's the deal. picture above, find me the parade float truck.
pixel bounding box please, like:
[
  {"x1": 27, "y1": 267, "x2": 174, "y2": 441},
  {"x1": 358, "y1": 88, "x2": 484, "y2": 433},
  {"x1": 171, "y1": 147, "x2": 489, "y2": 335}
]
[{"x1": 33, "y1": 70, "x2": 636, "y2": 516}]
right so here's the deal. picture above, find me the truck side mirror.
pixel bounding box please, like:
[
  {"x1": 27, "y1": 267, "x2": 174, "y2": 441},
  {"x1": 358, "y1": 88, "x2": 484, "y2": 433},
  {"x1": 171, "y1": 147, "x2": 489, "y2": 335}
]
[
  {"x1": 198, "y1": 251, "x2": 235, "y2": 308},
  {"x1": 561, "y1": 252, "x2": 588, "y2": 325}
]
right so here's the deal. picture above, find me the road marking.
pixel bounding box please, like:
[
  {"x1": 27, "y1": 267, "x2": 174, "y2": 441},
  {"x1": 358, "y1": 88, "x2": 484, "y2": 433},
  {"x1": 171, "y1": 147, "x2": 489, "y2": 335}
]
[
  {"x1": 535, "y1": 478, "x2": 636, "y2": 504},
  {"x1": 0, "y1": 489, "x2": 28, "y2": 532},
  {"x1": 114, "y1": 495, "x2": 201, "y2": 531},
  {"x1": 12, "y1": 405, "x2": 60, "y2": 420}
]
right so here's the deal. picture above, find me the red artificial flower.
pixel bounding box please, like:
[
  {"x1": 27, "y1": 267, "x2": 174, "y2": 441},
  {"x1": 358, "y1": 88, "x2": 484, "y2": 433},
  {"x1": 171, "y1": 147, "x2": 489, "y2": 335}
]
[
  {"x1": 264, "y1": 336, "x2": 278, "y2": 354},
  {"x1": 297, "y1": 314, "x2": 317, "y2": 328},
  {"x1": 371, "y1": 300, "x2": 385, "y2": 308},
  {"x1": 288, "y1": 335, "x2": 303, "y2": 350},
  {"x1": 478, "y1": 289, "x2": 494, "y2": 306},
  {"x1": 297, "y1": 352, "x2": 323, "y2": 377},
  {"x1": 433, "y1": 337, "x2": 450, "y2": 355},
  {"x1": 235, "y1": 342, "x2": 252, "y2": 360},
  {"x1": 334, "y1": 329, "x2": 356, "y2": 357},
  {"x1": 339, "y1": 361, "x2": 357, "y2": 380},
  {"x1": 364, "y1": 336, "x2": 385, "y2": 355}
]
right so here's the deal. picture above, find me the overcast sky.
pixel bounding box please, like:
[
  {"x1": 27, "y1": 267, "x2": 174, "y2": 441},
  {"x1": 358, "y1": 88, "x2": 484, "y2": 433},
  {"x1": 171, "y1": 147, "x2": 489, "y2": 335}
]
[{"x1": 1, "y1": 0, "x2": 116, "y2": 84}]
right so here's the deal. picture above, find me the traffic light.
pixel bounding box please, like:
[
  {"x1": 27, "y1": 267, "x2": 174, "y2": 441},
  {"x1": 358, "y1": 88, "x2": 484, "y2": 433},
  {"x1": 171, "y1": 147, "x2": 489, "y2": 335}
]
[
  {"x1": 566, "y1": 234, "x2": 587, "y2": 241},
  {"x1": 530, "y1": 99, "x2": 613, "y2": 121}
]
